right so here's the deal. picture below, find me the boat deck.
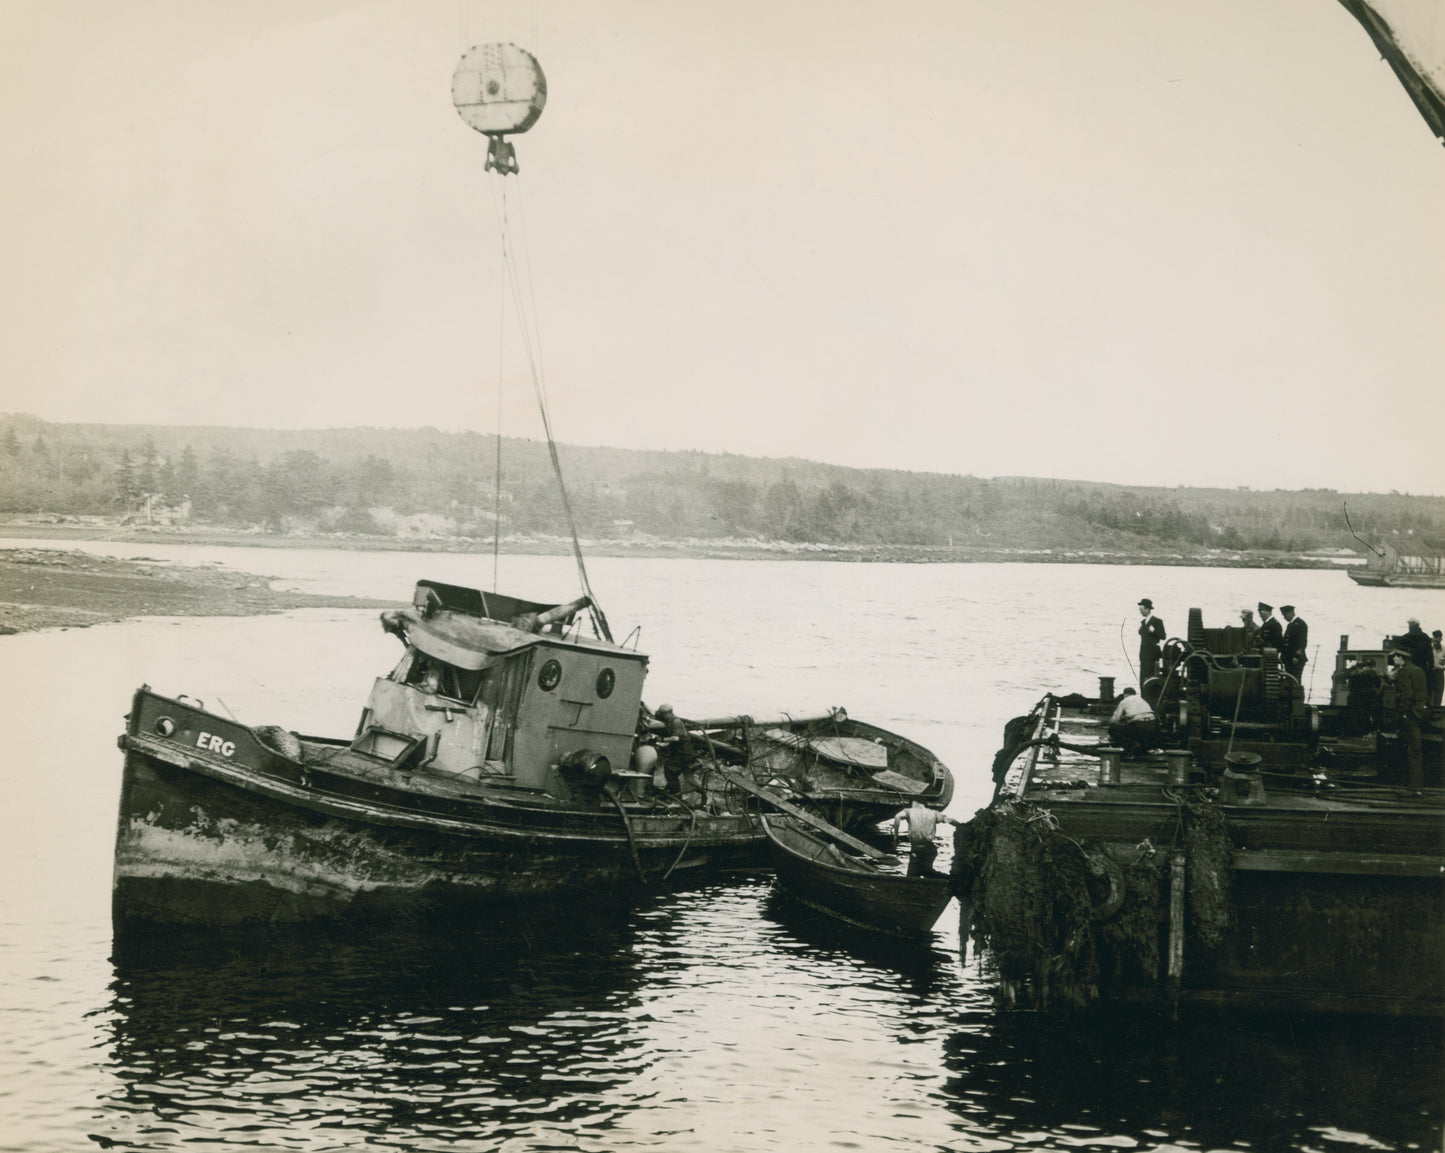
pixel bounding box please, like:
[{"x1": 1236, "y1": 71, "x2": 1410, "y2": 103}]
[
  {"x1": 992, "y1": 693, "x2": 1445, "y2": 876},
  {"x1": 1002, "y1": 695, "x2": 1441, "y2": 817}
]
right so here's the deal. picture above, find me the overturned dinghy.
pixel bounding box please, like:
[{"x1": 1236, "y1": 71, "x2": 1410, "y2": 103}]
[{"x1": 113, "y1": 581, "x2": 768, "y2": 930}]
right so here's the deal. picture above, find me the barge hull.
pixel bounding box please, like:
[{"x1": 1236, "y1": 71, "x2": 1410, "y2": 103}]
[{"x1": 960, "y1": 677, "x2": 1445, "y2": 1017}]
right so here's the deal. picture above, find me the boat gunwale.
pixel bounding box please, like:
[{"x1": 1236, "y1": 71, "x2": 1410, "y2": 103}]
[{"x1": 121, "y1": 732, "x2": 759, "y2": 849}]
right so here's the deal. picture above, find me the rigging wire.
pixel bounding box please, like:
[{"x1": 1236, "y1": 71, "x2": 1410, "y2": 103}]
[
  {"x1": 488, "y1": 166, "x2": 613, "y2": 642},
  {"x1": 1120, "y1": 617, "x2": 1140, "y2": 689},
  {"x1": 1343, "y1": 501, "x2": 1385, "y2": 558},
  {"x1": 492, "y1": 179, "x2": 507, "y2": 592}
]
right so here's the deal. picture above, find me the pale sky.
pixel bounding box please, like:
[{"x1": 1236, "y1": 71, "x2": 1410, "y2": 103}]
[{"x1": 3, "y1": 1, "x2": 1442, "y2": 494}]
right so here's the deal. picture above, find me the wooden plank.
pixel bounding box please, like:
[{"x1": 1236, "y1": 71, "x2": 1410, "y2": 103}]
[
  {"x1": 1233, "y1": 849, "x2": 1445, "y2": 877},
  {"x1": 714, "y1": 768, "x2": 892, "y2": 861}
]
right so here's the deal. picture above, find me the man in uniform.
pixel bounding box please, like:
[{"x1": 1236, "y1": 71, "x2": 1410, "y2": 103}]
[
  {"x1": 1389, "y1": 647, "x2": 1429, "y2": 787},
  {"x1": 1399, "y1": 618, "x2": 1433, "y2": 675},
  {"x1": 1257, "y1": 603, "x2": 1284, "y2": 650},
  {"x1": 1280, "y1": 605, "x2": 1309, "y2": 680},
  {"x1": 1137, "y1": 598, "x2": 1166, "y2": 683}
]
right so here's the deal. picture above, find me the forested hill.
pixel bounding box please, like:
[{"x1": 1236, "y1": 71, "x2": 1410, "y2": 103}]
[{"x1": 1, "y1": 413, "x2": 1441, "y2": 559}]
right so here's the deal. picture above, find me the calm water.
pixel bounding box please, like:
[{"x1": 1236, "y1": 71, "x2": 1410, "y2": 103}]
[{"x1": 1, "y1": 542, "x2": 1441, "y2": 1152}]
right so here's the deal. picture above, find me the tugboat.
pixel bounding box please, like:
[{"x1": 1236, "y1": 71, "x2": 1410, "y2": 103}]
[
  {"x1": 954, "y1": 609, "x2": 1445, "y2": 1016},
  {"x1": 114, "y1": 581, "x2": 768, "y2": 928},
  {"x1": 113, "y1": 575, "x2": 957, "y2": 928},
  {"x1": 112, "y1": 45, "x2": 954, "y2": 931}
]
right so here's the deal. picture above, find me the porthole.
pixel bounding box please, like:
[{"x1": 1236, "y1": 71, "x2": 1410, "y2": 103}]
[
  {"x1": 155, "y1": 716, "x2": 176, "y2": 737},
  {"x1": 595, "y1": 668, "x2": 616, "y2": 699},
  {"x1": 538, "y1": 659, "x2": 562, "y2": 691}
]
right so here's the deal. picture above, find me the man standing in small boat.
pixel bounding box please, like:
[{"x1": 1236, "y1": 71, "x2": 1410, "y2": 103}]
[
  {"x1": 894, "y1": 800, "x2": 957, "y2": 877},
  {"x1": 1137, "y1": 598, "x2": 1166, "y2": 683}
]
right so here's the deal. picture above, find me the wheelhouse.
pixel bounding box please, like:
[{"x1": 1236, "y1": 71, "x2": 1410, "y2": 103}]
[{"x1": 355, "y1": 580, "x2": 647, "y2": 796}]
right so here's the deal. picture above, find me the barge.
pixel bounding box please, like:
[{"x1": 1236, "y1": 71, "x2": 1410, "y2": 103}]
[
  {"x1": 1347, "y1": 541, "x2": 1445, "y2": 589},
  {"x1": 954, "y1": 609, "x2": 1445, "y2": 1016}
]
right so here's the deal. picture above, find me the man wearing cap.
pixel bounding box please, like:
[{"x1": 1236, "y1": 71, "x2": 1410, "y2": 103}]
[
  {"x1": 653, "y1": 704, "x2": 695, "y2": 795},
  {"x1": 1398, "y1": 618, "x2": 1432, "y2": 675},
  {"x1": 1280, "y1": 605, "x2": 1308, "y2": 680},
  {"x1": 1137, "y1": 598, "x2": 1166, "y2": 683},
  {"x1": 1257, "y1": 603, "x2": 1284, "y2": 651},
  {"x1": 1389, "y1": 648, "x2": 1428, "y2": 787}
]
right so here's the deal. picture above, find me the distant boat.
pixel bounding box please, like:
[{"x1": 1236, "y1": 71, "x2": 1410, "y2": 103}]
[
  {"x1": 762, "y1": 814, "x2": 952, "y2": 938},
  {"x1": 1347, "y1": 541, "x2": 1445, "y2": 588}
]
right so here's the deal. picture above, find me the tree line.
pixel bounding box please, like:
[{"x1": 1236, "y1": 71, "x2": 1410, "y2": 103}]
[{"x1": 1, "y1": 415, "x2": 1442, "y2": 555}]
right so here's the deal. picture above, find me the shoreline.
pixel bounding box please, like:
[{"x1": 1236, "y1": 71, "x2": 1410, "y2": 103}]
[
  {"x1": 0, "y1": 547, "x2": 397, "y2": 635},
  {"x1": 0, "y1": 519, "x2": 1361, "y2": 571}
]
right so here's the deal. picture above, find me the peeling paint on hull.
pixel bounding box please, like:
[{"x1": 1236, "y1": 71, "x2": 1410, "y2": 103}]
[{"x1": 113, "y1": 749, "x2": 765, "y2": 930}]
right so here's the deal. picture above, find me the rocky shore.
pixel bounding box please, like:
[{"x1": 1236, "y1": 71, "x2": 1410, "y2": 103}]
[{"x1": 0, "y1": 548, "x2": 396, "y2": 634}]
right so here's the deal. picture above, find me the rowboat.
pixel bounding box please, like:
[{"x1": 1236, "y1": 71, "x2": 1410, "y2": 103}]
[
  {"x1": 695, "y1": 712, "x2": 952, "y2": 832},
  {"x1": 762, "y1": 814, "x2": 953, "y2": 938}
]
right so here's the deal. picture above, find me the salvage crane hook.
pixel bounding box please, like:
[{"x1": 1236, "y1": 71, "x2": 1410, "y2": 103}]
[{"x1": 451, "y1": 43, "x2": 547, "y2": 173}]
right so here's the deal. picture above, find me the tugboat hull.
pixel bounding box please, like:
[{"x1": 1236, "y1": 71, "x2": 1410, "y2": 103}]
[{"x1": 114, "y1": 690, "x2": 763, "y2": 930}]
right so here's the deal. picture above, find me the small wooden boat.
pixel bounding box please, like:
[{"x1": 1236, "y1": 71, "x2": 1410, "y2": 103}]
[
  {"x1": 762, "y1": 814, "x2": 953, "y2": 938},
  {"x1": 695, "y1": 712, "x2": 953, "y2": 832}
]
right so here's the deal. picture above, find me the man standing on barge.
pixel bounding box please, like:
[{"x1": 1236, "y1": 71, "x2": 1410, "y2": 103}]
[
  {"x1": 1389, "y1": 648, "x2": 1428, "y2": 787},
  {"x1": 1281, "y1": 605, "x2": 1308, "y2": 680},
  {"x1": 1257, "y1": 603, "x2": 1284, "y2": 651},
  {"x1": 1137, "y1": 598, "x2": 1166, "y2": 684}
]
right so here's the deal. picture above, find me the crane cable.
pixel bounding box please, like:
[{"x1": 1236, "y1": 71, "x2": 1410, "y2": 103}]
[{"x1": 488, "y1": 168, "x2": 613, "y2": 642}]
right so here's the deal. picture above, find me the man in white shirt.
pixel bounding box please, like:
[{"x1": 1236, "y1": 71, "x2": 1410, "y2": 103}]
[
  {"x1": 893, "y1": 800, "x2": 957, "y2": 877},
  {"x1": 1107, "y1": 687, "x2": 1158, "y2": 758}
]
